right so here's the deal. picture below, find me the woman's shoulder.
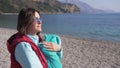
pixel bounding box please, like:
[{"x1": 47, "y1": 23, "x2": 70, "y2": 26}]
[{"x1": 16, "y1": 42, "x2": 33, "y2": 51}]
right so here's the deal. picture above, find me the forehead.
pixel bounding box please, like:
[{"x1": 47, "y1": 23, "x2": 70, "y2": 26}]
[{"x1": 34, "y1": 11, "x2": 40, "y2": 18}]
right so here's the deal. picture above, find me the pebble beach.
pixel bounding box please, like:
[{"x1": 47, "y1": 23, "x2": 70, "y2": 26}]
[{"x1": 0, "y1": 27, "x2": 120, "y2": 68}]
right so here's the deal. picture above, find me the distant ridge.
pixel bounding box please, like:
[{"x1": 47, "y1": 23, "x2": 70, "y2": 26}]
[{"x1": 58, "y1": 0, "x2": 116, "y2": 13}]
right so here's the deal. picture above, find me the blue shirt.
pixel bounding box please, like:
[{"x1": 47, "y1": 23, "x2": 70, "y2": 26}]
[{"x1": 15, "y1": 34, "x2": 62, "y2": 68}]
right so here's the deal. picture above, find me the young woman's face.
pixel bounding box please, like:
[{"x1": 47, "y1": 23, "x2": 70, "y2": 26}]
[{"x1": 28, "y1": 11, "x2": 42, "y2": 34}]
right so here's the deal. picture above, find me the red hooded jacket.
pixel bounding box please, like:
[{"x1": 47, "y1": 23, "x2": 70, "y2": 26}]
[{"x1": 7, "y1": 33, "x2": 48, "y2": 68}]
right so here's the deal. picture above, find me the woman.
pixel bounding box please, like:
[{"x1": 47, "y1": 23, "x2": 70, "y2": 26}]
[{"x1": 7, "y1": 8, "x2": 62, "y2": 68}]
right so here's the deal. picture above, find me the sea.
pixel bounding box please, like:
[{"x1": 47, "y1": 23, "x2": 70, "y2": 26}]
[{"x1": 0, "y1": 13, "x2": 120, "y2": 42}]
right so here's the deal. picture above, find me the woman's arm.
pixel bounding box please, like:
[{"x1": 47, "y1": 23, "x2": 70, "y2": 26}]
[{"x1": 15, "y1": 42, "x2": 43, "y2": 68}]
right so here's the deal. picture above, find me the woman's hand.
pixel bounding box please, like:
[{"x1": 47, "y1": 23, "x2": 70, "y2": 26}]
[{"x1": 42, "y1": 41, "x2": 61, "y2": 52}]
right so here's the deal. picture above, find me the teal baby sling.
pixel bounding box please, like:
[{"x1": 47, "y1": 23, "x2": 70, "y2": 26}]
[{"x1": 38, "y1": 34, "x2": 62, "y2": 68}]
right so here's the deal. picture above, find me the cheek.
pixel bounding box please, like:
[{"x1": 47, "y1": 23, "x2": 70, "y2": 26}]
[
  {"x1": 29, "y1": 23, "x2": 36, "y2": 30},
  {"x1": 30, "y1": 22, "x2": 42, "y2": 31}
]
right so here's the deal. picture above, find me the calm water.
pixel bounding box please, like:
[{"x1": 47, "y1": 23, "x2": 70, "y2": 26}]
[{"x1": 0, "y1": 13, "x2": 120, "y2": 42}]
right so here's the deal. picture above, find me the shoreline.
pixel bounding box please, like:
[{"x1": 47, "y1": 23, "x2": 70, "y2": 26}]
[
  {"x1": 60, "y1": 34, "x2": 120, "y2": 44},
  {"x1": 0, "y1": 27, "x2": 120, "y2": 68},
  {"x1": 0, "y1": 12, "x2": 80, "y2": 16},
  {"x1": 1, "y1": 27, "x2": 120, "y2": 43},
  {"x1": 6, "y1": 11, "x2": 120, "y2": 16}
]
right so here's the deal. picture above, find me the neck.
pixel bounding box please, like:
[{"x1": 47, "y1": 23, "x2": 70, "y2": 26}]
[{"x1": 27, "y1": 31, "x2": 37, "y2": 36}]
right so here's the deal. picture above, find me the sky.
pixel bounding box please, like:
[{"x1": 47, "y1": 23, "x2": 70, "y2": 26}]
[{"x1": 79, "y1": 0, "x2": 120, "y2": 12}]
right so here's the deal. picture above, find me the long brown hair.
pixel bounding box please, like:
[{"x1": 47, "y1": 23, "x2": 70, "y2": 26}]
[{"x1": 17, "y1": 8, "x2": 40, "y2": 35}]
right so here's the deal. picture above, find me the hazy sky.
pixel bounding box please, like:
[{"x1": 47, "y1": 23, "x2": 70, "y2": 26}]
[{"x1": 79, "y1": 0, "x2": 120, "y2": 12}]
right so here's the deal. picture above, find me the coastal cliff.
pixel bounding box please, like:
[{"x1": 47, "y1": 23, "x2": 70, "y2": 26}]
[{"x1": 0, "y1": 0, "x2": 80, "y2": 14}]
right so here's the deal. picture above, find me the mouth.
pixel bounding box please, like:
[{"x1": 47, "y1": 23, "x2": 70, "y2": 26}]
[{"x1": 37, "y1": 25, "x2": 41, "y2": 27}]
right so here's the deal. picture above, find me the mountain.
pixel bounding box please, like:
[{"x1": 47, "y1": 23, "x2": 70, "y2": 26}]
[
  {"x1": 58, "y1": 0, "x2": 116, "y2": 13},
  {"x1": 0, "y1": 0, "x2": 80, "y2": 14}
]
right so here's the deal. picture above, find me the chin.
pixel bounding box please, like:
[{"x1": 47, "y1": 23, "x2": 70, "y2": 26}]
[{"x1": 38, "y1": 29, "x2": 42, "y2": 32}]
